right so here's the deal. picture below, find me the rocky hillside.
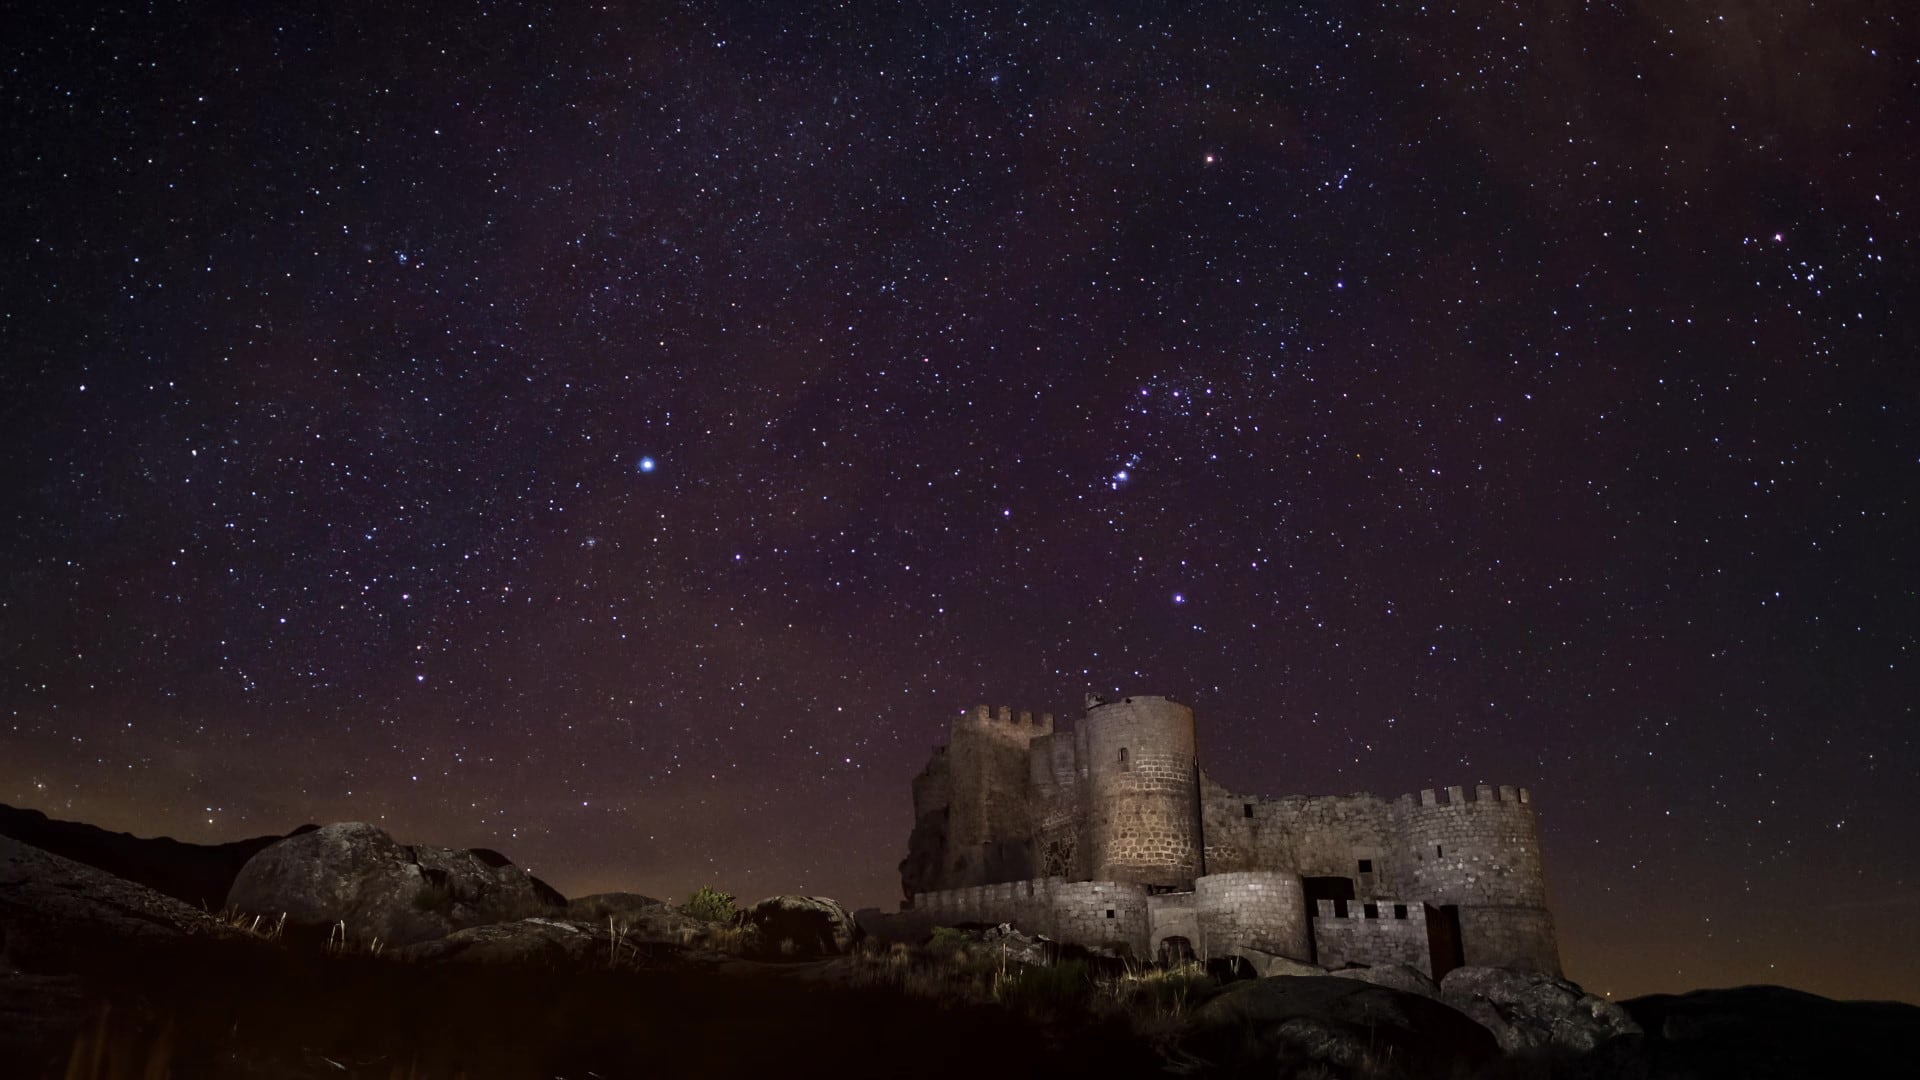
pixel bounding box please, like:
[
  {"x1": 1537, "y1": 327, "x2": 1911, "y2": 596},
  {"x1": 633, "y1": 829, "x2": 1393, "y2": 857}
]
[{"x1": 2, "y1": 818, "x2": 1914, "y2": 1078}]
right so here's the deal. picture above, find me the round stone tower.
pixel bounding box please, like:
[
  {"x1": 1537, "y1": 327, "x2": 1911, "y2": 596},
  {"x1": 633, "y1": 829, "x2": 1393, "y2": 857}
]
[
  {"x1": 1398, "y1": 784, "x2": 1561, "y2": 975},
  {"x1": 1081, "y1": 694, "x2": 1203, "y2": 888}
]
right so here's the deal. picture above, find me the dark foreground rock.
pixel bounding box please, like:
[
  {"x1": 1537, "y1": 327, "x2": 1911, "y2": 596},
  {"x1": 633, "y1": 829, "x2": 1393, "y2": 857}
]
[
  {"x1": 0, "y1": 802, "x2": 309, "y2": 909},
  {"x1": 2, "y1": 833, "x2": 1167, "y2": 1079},
  {"x1": 1228, "y1": 944, "x2": 1326, "y2": 978},
  {"x1": 742, "y1": 894, "x2": 861, "y2": 959},
  {"x1": 1620, "y1": 984, "x2": 1920, "y2": 1080},
  {"x1": 226, "y1": 821, "x2": 564, "y2": 946},
  {"x1": 1440, "y1": 964, "x2": 1640, "y2": 1054},
  {"x1": 1182, "y1": 975, "x2": 1498, "y2": 1077},
  {"x1": 0, "y1": 834, "x2": 243, "y2": 967},
  {"x1": 1331, "y1": 962, "x2": 1442, "y2": 1000}
]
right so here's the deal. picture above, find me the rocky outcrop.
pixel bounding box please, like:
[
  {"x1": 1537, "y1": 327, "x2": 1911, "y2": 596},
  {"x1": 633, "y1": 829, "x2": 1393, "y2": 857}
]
[
  {"x1": 1440, "y1": 965, "x2": 1640, "y2": 1054},
  {"x1": 0, "y1": 834, "x2": 245, "y2": 969},
  {"x1": 1228, "y1": 944, "x2": 1325, "y2": 978},
  {"x1": 569, "y1": 891, "x2": 663, "y2": 920},
  {"x1": 1330, "y1": 962, "x2": 1442, "y2": 999},
  {"x1": 742, "y1": 895, "x2": 861, "y2": 959},
  {"x1": 225, "y1": 822, "x2": 563, "y2": 946},
  {"x1": 1621, "y1": 985, "x2": 1920, "y2": 1080},
  {"x1": 1185, "y1": 975, "x2": 1497, "y2": 1076}
]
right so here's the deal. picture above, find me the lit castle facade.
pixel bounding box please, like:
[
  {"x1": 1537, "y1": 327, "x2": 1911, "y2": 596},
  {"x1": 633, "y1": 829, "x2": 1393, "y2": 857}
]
[{"x1": 899, "y1": 694, "x2": 1560, "y2": 978}]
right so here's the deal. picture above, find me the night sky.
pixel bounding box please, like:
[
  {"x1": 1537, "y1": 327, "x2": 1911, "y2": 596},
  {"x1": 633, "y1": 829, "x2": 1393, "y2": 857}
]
[{"x1": 4, "y1": 2, "x2": 1916, "y2": 1004}]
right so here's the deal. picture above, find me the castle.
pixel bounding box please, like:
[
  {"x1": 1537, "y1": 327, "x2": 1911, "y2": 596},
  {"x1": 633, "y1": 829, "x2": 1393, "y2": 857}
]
[{"x1": 898, "y1": 694, "x2": 1560, "y2": 979}]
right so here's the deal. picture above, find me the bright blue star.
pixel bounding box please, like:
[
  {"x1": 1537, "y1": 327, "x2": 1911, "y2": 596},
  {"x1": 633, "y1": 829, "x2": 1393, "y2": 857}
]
[
  {"x1": 636, "y1": 456, "x2": 656, "y2": 474},
  {"x1": 1173, "y1": 593, "x2": 1185, "y2": 605}
]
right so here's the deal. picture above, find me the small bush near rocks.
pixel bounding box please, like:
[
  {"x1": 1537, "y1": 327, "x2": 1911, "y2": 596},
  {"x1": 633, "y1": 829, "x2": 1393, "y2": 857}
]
[
  {"x1": 681, "y1": 885, "x2": 736, "y2": 923},
  {"x1": 927, "y1": 926, "x2": 972, "y2": 956}
]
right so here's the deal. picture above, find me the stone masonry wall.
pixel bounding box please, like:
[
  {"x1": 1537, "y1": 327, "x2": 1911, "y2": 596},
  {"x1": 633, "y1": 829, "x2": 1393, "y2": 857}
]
[
  {"x1": 1199, "y1": 778, "x2": 1403, "y2": 892},
  {"x1": 941, "y1": 706, "x2": 1051, "y2": 887},
  {"x1": 1312, "y1": 898, "x2": 1435, "y2": 975},
  {"x1": 1194, "y1": 871, "x2": 1310, "y2": 960},
  {"x1": 908, "y1": 877, "x2": 1150, "y2": 955}
]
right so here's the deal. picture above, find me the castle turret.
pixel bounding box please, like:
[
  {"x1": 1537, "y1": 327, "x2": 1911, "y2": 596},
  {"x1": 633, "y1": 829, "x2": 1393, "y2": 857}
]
[
  {"x1": 940, "y1": 704, "x2": 1052, "y2": 888},
  {"x1": 1080, "y1": 695, "x2": 1203, "y2": 888},
  {"x1": 1396, "y1": 784, "x2": 1560, "y2": 975}
]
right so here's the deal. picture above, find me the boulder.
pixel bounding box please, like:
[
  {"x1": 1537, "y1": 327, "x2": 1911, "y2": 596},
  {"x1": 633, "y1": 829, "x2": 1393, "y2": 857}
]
[
  {"x1": 742, "y1": 895, "x2": 861, "y2": 959},
  {"x1": 1184, "y1": 975, "x2": 1497, "y2": 1076},
  {"x1": 1441, "y1": 965, "x2": 1640, "y2": 1054},
  {"x1": 569, "y1": 892, "x2": 663, "y2": 921},
  {"x1": 973, "y1": 923, "x2": 1051, "y2": 966},
  {"x1": 225, "y1": 822, "x2": 563, "y2": 946},
  {"x1": 400, "y1": 917, "x2": 608, "y2": 967},
  {"x1": 1229, "y1": 944, "x2": 1325, "y2": 978},
  {"x1": 1331, "y1": 962, "x2": 1442, "y2": 1000},
  {"x1": 0, "y1": 835, "x2": 244, "y2": 968}
]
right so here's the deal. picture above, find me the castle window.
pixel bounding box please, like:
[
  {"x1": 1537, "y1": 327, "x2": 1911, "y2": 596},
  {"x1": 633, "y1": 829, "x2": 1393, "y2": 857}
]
[
  {"x1": 1364, "y1": 902, "x2": 1379, "y2": 919},
  {"x1": 1358, "y1": 858, "x2": 1373, "y2": 874},
  {"x1": 1394, "y1": 904, "x2": 1408, "y2": 920},
  {"x1": 1105, "y1": 909, "x2": 1115, "y2": 919},
  {"x1": 1436, "y1": 845, "x2": 1444, "y2": 857},
  {"x1": 1243, "y1": 803, "x2": 1254, "y2": 818},
  {"x1": 1118, "y1": 748, "x2": 1130, "y2": 771}
]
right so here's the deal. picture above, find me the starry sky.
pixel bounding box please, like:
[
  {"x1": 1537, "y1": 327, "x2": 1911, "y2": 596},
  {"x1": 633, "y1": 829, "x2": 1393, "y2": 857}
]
[{"x1": 3, "y1": 2, "x2": 1915, "y2": 1003}]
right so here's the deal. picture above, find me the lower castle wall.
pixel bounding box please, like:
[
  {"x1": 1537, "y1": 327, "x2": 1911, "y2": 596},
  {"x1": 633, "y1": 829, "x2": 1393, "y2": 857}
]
[
  {"x1": 1312, "y1": 898, "x2": 1434, "y2": 975},
  {"x1": 1460, "y1": 905, "x2": 1561, "y2": 976},
  {"x1": 1194, "y1": 871, "x2": 1310, "y2": 960},
  {"x1": 908, "y1": 877, "x2": 1150, "y2": 955}
]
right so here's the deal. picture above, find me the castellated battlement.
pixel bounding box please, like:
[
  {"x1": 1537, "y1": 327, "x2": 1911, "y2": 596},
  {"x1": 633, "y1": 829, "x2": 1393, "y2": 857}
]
[
  {"x1": 1392, "y1": 783, "x2": 1531, "y2": 809},
  {"x1": 958, "y1": 704, "x2": 1056, "y2": 738}
]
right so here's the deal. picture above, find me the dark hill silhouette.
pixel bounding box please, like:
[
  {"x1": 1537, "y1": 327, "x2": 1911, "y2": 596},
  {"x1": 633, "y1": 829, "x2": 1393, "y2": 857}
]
[{"x1": 0, "y1": 803, "x2": 313, "y2": 910}]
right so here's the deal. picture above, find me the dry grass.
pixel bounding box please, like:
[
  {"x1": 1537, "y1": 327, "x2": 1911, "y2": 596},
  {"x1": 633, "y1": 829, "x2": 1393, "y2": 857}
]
[{"x1": 217, "y1": 908, "x2": 286, "y2": 942}]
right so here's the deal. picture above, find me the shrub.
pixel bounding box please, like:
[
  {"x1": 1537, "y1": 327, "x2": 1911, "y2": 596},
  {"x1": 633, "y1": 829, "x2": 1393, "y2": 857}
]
[
  {"x1": 993, "y1": 958, "x2": 1092, "y2": 1017},
  {"x1": 681, "y1": 885, "x2": 736, "y2": 923},
  {"x1": 926, "y1": 926, "x2": 972, "y2": 955}
]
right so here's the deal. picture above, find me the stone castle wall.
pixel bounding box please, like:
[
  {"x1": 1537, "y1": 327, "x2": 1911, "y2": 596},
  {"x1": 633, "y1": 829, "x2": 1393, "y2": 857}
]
[
  {"x1": 1201, "y1": 783, "x2": 1403, "y2": 893},
  {"x1": 902, "y1": 695, "x2": 1561, "y2": 977},
  {"x1": 908, "y1": 876, "x2": 1151, "y2": 954},
  {"x1": 1194, "y1": 871, "x2": 1310, "y2": 959},
  {"x1": 942, "y1": 706, "x2": 1053, "y2": 887},
  {"x1": 1312, "y1": 898, "x2": 1435, "y2": 974}
]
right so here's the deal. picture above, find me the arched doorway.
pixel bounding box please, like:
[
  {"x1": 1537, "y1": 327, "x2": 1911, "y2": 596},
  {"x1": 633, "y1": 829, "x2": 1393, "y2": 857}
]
[{"x1": 1157, "y1": 935, "x2": 1196, "y2": 965}]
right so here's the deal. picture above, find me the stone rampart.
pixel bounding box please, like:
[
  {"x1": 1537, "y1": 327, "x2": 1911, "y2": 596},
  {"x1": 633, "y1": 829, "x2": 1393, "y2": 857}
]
[
  {"x1": 908, "y1": 876, "x2": 1150, "y2": 955},
  {"x1": 1194, "y1": 871, "x2": 1310, "y2": 960},
  {"x1": 1312, "y1": 898, "x2": 1434, "y2": 974}
]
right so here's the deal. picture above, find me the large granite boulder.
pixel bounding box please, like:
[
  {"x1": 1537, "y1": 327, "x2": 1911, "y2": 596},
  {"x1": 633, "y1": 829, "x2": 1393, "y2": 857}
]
[
  {"x1": 1184, "y1": 975, "x2": 1497, "y2": 1076},
  {"x1": 742, "y1": 895, "x2": 861, "y2": 959},
  {"x1": 225, "y1": 822, "x2": 563, "y2": 946},
  {"x1": 0, "y1": 835, "x2": 245, "y2": 968},
  {"x1": 1331, "y1": 962, "x2": 1442, "y2": 1000},
  {"x1": 1229, "y1": 944, "x2": 1326, "y2": 978},
  {"x1": 1441, "y1": 965, "x2": 1640, "y2": 1054}
]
